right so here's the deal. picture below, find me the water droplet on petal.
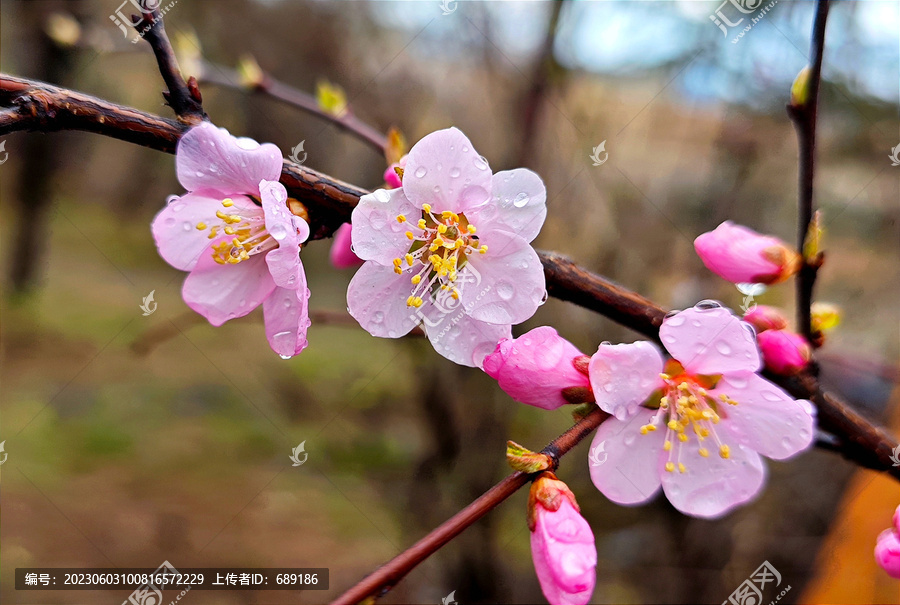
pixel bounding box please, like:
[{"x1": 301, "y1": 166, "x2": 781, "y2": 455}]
[
  {"x1": 270, "y1": 223, "x2": 287, "y2": 241},
  {"x1": 279, "y1": 354, "x2": 291, "y2": 360},
  {"x1": 164, "y1": 217, "x2": 176, "y2": 226},
  {"x1": 449, "y1": 167, "x2": 461, "y2": 178},
  {"x1": 496, "y1": 281, "x2": 515, "y2": 300},
  {"x1": 182, "y1": 222, "x2": 192, "y2": 231},
  {"x1": 473, "y1": 155, "x2": 489, "y2": 171},
  {"x1": 664, "y1": 309, "x2": 682, "y2": 319},
  {"x1": 665, "y1": 314, "x2": 685, "y2": 327},
  {"x1": 623, "y1": 431, "x2": 636, "y2": 445},
  {"x1": 433, "y1": 185, "x2": 441, "y2": 194},
  {"x1": 513, "y1": 192, "x2": 530, "y2": 207},
  {"x1": 715, "y1": 341, "x2": 731, "y2": 355},
  {"x1": 414, "y1": 166, "x2": 427, "y2": 178},
  {"x1": 195, "y1": 171, "x2": 204, "y2": 177},
  {"x1": 539, "y1": 290, "x2": 549, "y2": 305},
  {"x1": 373, "y1": 311, "x2": 385, "y2": 323},
  {"x1": 695, "y1": 300, "x2": 723, "y2": 310}
]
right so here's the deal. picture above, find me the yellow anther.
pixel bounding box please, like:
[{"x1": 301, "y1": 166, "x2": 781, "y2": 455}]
[
  {"x1": 394, "y1": 266, "x2": 402, "y2": 275},
  {"x1": 479, "y1": 245, "x2": 488, "y2": 254},
  {"x1": 396, "y1": 214, "x2": 406, "y2": 223},
  {"x1": 449, "y1": 271, "x2": 457, "y2": 281},
  {"x1": 663, "y1": 440, "x2": 672, "y2": 451},
  {"x1": 393, "y1": 258, "x2": 402, "y2": 267},
  {"x1": 411, "y1": 275, "x2": 422, "y2": 285},
  {"x1": 659, "y1": 373, "x2": 670, "y2": 381},
  {"x1": 467, "y1": 224, "x2": 477, "y2": 234},
  {"x1": 719, "y1": 394, "x2": 729, "y2": 401},
  {"x1": 678, "y1": 433, "x2": 689, "y2": 442},
  {"x1": 441, "y1": 210, "x2": 452, "y2": 219},
  {"x1": 405, "y1": 254, "x2": 414, "y2": 266},
  {"x1": 677, "y1": 382, "x2": 691, "y2": 392},
  {"x1": 413, "y1": 297, "x2": 424, "y2": 307},
  {"x1": 719, "y1": 445, "x2": 730, "y2": 459},
  {"x1": 660, "y1": 396, "x2": 669, "y2": 408},
  {"x1": 418, "y1": 219, "x2": 427, "y2": 229},
  {"x1": 678, "y1": 463, "x2": 686, "y2": 474},
  {"x1": 698, "y1": 448, "x2": 709, "y2": 458},
  {"x1": 221, "y1": 198, "x2": 234, "y2": 207},
  {"x1": 437, "y1": 224, "x2": 448, "y2": 234},
  {"x1": 640, "y1": 426, "x2": 650, "y2": 435},
  {"x1": 224, "y1": 227, "x2": 235, "y2": 235},
  {"x1": 216, "y1": 210, "x2": 228, "y2": 220},
  {"x1": 195, "y1": 222, "x2": 207, "y2": 230},
  {"x1": 406, "y1": 231, "x2": 415, "y2": 240},
  {"x1": 665, "y1": 462, "x2": 675, "y2": 473},
  {"x1": 213, "y1": 256, "x2": 226, "y2": 265},
  {"x1": 422, "y1": 204, "x2": 432, "y2": 213},
  {"x1": 406, "y1": 295, "x2": 415, "y2": 306},
  {"x1": 667, "y1": 420, "x2": 681, "y2": 431},
  {"x1": 451, "y1": 289, "x2": 459, "y2": 300},
  {"x1": 699, "y1": 428, "x2": 710, "y2": 438}
]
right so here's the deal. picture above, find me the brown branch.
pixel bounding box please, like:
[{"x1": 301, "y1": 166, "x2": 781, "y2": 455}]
[
  {"x1": 138, "y1": 6, "x2": 205, "y2": 123},
  {"x1": 787, "y1": 0, "x2": 830, "y2": 341},
  {"x1": 198, "y1": 62, "x2": 388, "y2": 153},
  {"x1": 330, "y1": 408, "x2": 609, "y2": 605},
  {"x1": 1, "y1": 73, "x2": 895, "y2": 483}
]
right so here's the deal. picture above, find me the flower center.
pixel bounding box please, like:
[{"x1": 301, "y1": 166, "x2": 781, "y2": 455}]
[
  {"x1": 639, "y1": 370, "x2": 738, "y2": 474},
  {"x1": 195, "y1": 197, "x2": 278, "y2": 265},
  {"x1": 393, "y1": 203, "x2": 487, "y2": 308}
]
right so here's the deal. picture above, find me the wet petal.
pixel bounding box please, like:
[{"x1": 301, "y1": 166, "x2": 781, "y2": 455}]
[
  {"x1": 660, "y1": 305, "x2": 761, "y2": 375},
  {"x1": 347, "y1": 261, "x2": 419, "y2": 338},
  {"x1": 422, "y1": 308, "x2": 511, "y2": 368},
  {"x1": 468, "y1": 169, "x2": 547, "y2": 243},
  {"x1": 351, "y1": 188, "x2": 419, "y2": 266},
  {"x1": 589, "y1": 341, "x2": 665, "y2": 420},
  {"x1": 177, "y1": 122, "x2": 283, "y2": 195},
  {"x1": 401, "y1": 127, "x2": 492, "y2": 214},
  {"x1": 263, "y1": 278, "x2": 310, "y2": 358},
  {"x1": 588, "y1": 409, "x2": 665, "y2": 506}
]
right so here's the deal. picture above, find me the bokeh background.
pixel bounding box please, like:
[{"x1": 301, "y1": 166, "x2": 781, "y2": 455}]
[{"x1": 1, "y1": 1, "x2": 899, "y2": 603}]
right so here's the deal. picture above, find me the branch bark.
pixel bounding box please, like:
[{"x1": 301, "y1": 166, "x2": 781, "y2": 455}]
[{"x1": 787, "y1": 0, "x2": 830, "y2": 342}]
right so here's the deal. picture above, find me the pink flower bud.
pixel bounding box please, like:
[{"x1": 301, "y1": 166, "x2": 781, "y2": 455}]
[
  {"x1": 329, "y1": 223, "x2": 363, "y2": 269},
  {"x1": 875, "y1": 529, "x2": 900, "y2": 579},
  {"x1": 757, "y1": 329, "x2": 812, "y2": 375},
  {"x1": 694, "y1": 221, "x2": 801, "y2": 285},
  {"x1": 742, "y1": 305, "x2": 789, "y2": 333},
  {"x1": 529, "y1": 475, "x2": 597, "y2": 605},
  {"x1": 383, "y1": 155, "x2": 408, "y2": 189},
  {"x1": 483, "y1": 327, "x2": 592, "y2": 409}
]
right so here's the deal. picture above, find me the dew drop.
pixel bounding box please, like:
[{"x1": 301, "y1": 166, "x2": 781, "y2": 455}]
[
  {"x1": 164, "y1": 217, "x2": 176, "y2": 226},
  {"x1": 238, "y1": 299, "x2": 247, "y2": 307},
  {"x1": 270, "y1": 223, "x2": 288, "y2": 241},
  {"x1": 473, "y1": 155, "x2": 489, "y2": 171},
  {"x1": 433, "y1": 185, "x2": 441, "y2": 194},
  {"x1": 171, "y1": 202, "x2": 186, "y2": 213},
  {"x1": 284, "y1": 298, "x2": 293, "y2": 308},
  {"x1": 513, "y1": 192, "x2": 530, "y2": 207},
  {"x1": 436, "y1": 162, "x2": 443, "y2": 171},
  {"x1": 623, "y1": 431, "x2": 636, "y2": 445},
  {"x1": 279, "y1": 354, "x2": 291, "y2": 360},
  {"x1": 462, "y1": 145, "x2": 469, "y2": 152},
  {"x1": 372, "y1": 311, "x2": 385, "y2": 323},
  {"x1": 414, "y1": 166, "x2": 427, "y2": 178},
  {"x1": 761, "y1": 390, "x2": 783, "y2": 402},
  {"x1": 715, "y1": 341, "x2": 731, "y2": 355},
  {"x1": 195, "y1": 171, "x2": 204, "y2": 178},
  {"x1": 373, "y1": 189, "x2": 391, "y2": 203},
  {"x1": 496, "y1": 281, "x2": 515, "y2": 300},
  {"x1": 539, "y1": 290, "x2": 549, "y2": 305},
  {"x1": 182, "y1": 222, "x2": 192, "y2": 231},
  {"x1": 449, "y1": 167, "x2": 461, "y2": 178},
  {"x1": 695, "y1": 299, "x2": 723, "y2": 310},
  {"x1": 664, "y1": 309, "x2": 682, "y2": 319},
  {"x1": 665, "y1": 314, "x2": 685, "y2": 326}
]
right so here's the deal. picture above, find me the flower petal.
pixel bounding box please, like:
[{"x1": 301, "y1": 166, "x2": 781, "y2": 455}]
[
  {"x1": 177, "y1": 122, "x2": 283, "y2": 195},
  {"x1": 468, "y1": 169, "x2": 547, "y2": 243},
  {"x1": 714, "y1": 373, "x2": 816, "y2": 460},
  {"x1": 260, "y1": 180, "x2": 307, "y2": 289},
  {"x1": 422, "y1": 308, "x2": 512, "y2": 368},
  {"x1": 351, "y1": 188, "x2": 419, "y2": 266},
  {"x1": 588, "y1": 409, "x2": 665, "y2": 506},
  {"x1": 152, "y1": 191, "x2": 260, "y2": 272},
  {"x1": 182, "y1": 245, "x2": 275, "y2": 326},
  {"x1": 401, "y1": 127, "x2": 493, "y2": 214},
  {"x1": 347, "y1": 261, "x2": 419, "y2": 338},
  {"x1": 531, "y1": 499, "x2": 597, "y2": 605},
  {"x1": 589, "y1": 342, "x2": 665, "y2": 420},
  {"x1": 263, "y1": 279, "x2": 311, "y2": 358},
  {"x1": 660, "y1": 442, "x2": 765, "y2": 519},
  {"x1": 660, "y1": 305, "x2": 761, "y2": 375},
  {"x1": 458, "y1": 230, "x2": 545, "y2": 325}
]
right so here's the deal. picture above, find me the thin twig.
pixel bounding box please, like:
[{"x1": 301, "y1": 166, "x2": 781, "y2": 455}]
[
  {"x1": 138, "y1": 6, "x2": 205, "y2": 123},
  {"x1": 787, "y1": 0, "x2": 830, "y2": 342},
  {"x1": 0, "y1": 73, "x2": 896, "y2": 482},
  {"x1": 199, "y1": 62, "x2": 387, "y2": 153},
  {"x1": 330, "y1": 408, "x2": 609, "y2": 605}
]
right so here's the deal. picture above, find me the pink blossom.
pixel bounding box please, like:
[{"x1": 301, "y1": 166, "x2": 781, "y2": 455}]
[
  {"x1": 329, "y1": 223, "x2": 363, "y2": 269},
  {"x1": 151, "y1": 122, "x2": 311, "y2": 358},
  {"x1": 742, "y1": 305, "x2": 789, "y2": 333},
  {"x1": 757, "y1": 329, "x2": 811, "y2": 375},
  {"x1": 694, "y1": 221, "x2": 801, "y2": 285},
  {"x1": 347, "y1": 127, "x2": 547, "y2": 367},
  {"x1": 876, "y1": 529, "x2": 900, "y2": 579},
  {"x1": 588, "y1": 302, "x2": 816, "y2": 518},
  {"x1": 529, "y1": 474, "x2": 597, "y2": 605},
  {"x1": 483, "y1": 327, "x2": 592, "y2": 410}
]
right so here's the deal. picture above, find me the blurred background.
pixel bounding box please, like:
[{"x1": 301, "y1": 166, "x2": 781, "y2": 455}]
[{"x1": 1, "y1": 1, "x2": 899, "y2": 603}]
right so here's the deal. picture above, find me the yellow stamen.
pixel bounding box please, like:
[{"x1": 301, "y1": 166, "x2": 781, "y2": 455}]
[
  {"x1": 396, "y1": 214, "x2": 406, "y2": 223},
  {"x1": 196, "y1": 222, "x2": 207, "y2": 230},
  {"x1": 665, "y1": 462, "x2": 675, "y2": 473},
  {"x1": 719, "y1": 445, "x2": 730, "y2": 459},
  {"x1": 222, "y1": 198, "x2": 234, "y2": 207}
]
